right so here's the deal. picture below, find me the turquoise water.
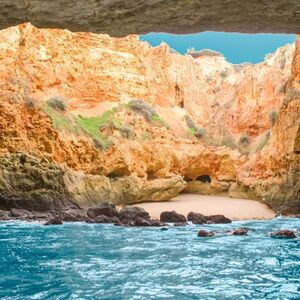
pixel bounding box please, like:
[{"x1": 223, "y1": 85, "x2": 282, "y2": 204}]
[{"x1": 0, "y1": 218, "x2": 299, "y2": 299}]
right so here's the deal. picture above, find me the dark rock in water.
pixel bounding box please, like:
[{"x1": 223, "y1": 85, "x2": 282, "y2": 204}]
[
  {"x1": 10, "y1": 208, "x2": 32, "y2": 218},
  {"x1": 125, "y1": 217, "x2": 167, "y2": 227},
  {"x1": 87, "y1": 202, "x2": 118, "y2": 218},
  {"x1": 44, "y1": 217, "x2": 63, "y2": 225},
  {"x1": 160, "y1": 227, "x2": 168, "y2": 231},
  {"x1": 0, "y1": 210, "x2": 11, "y2": 220},
  {"x1": 85, "y1": 215, "x2": 120, "y2": 224},
  {"x1": 119, "y1": 206, "x2": 150, "y2": 222},
  {"x1": 270, "y1": 229, "x2": 296, "y2": 239},
  {"x1": 232, "y1": 228, "x2": 249, "y2": 236},
  {"x1": 294, "y1": 214, "x2": 300, "y2": 218},
  {"x1": 160, "y1": 210, "x2": 186, "y2": 223},
  {"x1": 173, "y1": 222, "x2": 188, "y2": 226},
  {"x1": 207, "y1": 215, "x2": 232, "y2": 224},
  {"x1": 187, "y1": 212, "x2": 207, "y2": 224},
  {"x1": 197, "y1": 230, "x2": 215, "y2": 237}
]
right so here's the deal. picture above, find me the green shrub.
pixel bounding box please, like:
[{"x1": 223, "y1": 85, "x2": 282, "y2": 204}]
[
  {"x1": 269, "y1": 110, "x2": 278, "y2": 126},
  {"x1": 128, "y1": 99, "x2": 158, "y2": 122},
  {"x1": 120, "y1": 126, "x2": 132, "y2": 138},
  {"x1": 278, "y1": 82, "x2": 287, "y2": 94},
  {"x1": 47, "y1": 96, "x2": 67, "y2": 112},
  {"x1": 255, "y1": 131, "x2": 271, "y2": 152},
  {"x1": 195, "y1": 128, "x2": 207, "y2": 138},
  {"x1": 24, "y1": 96, "x2": 35, "y2": 109},
  {"x1": 184, "y1": 115, "x2": 197, "y2": 130},
  {"x1": 220, "y1": 71, "x2": 228, "y2": 80},
  {"x1": 238, "y1": 133, "x2": 251, "y2": 146},
  {"x1": 151, "y1": 114, "x2": 164, "y2": 124}
]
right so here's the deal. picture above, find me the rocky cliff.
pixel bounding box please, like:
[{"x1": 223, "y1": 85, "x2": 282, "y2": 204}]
[{"x1": 0, "y1": 23, "x2": 299, "y2": 213}]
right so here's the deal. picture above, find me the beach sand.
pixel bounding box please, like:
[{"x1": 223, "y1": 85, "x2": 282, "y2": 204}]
[{"x1": 136, "y1": 194, "x2": 275, "y2": 220}]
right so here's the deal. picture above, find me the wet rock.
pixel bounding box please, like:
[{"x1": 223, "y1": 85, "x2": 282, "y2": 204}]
[
  {"x1": 0, "y1": 210, "x2": 11, "y2": 220},
  {"x1": 197, "y1": 230, "x2": 215, "y2": 237},
  {"x1": 160, "y1": 211, "x2": 186, "y2": 223},
  {"x1": 270, "y1": 229, "x2": 296, "y2": 239},
  {"x1": 232, "y1": 228, "x2": 249, "y2": 236},
  {"x1": 58, "y1": 211, "x2": 86, "y2": 222},
  {"x1": 44, "y1": 217, "x2": 63, "y2": 225},
  {"x1": 207, "y1": 215, "x2": 232, "y2": 224},
  {"x1": 187, "y1": 212, "x2": 207, "y2": 224},
  {"x1": 119, "y1": 206, "x2": 150, "y2": 222},
  {"x1": 10, "y1": 208, "x2": 32, "y2": 218},
  {"x1": 85, "y1": 215, "x2": 120, "y2": 224},
  {"x1": 126, "y1": 217, "x2": 166, "y2": 227},
  {"x1": 294, "y1": 214, "x2": 300, "y2": 218},
  {"x1": 87, "y1": 202, "x2": 118, "y2": 219}
]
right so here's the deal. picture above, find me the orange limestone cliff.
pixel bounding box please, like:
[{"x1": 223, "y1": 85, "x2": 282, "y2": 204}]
[{"x1": 0, "y1": 23, "x2": 299, "y2": 213}]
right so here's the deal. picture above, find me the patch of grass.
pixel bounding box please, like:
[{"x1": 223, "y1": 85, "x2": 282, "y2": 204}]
[
  {"x1": 255, "y1": 131, "x2": 271, "y2": 152},
  {"x1": 42, "y1": 103, "x2": 78, "y2": 132},
  {"x1": 142, "y1": 131, "x2": 152, "y2": 141},
  {"x1": 47, "y1": 96, "x2": 67, "y2": 112},
  {"x1": 151, "y1": 114, "x2": 164, "y2": 124},
  {"x1": 76, "y1": 115, "x2": 111, "y2": 149}
]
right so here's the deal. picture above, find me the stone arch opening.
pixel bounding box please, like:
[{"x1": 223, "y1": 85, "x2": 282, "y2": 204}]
[{"x1": 196, "y1": 175, "x2": 212, "y2": 183}]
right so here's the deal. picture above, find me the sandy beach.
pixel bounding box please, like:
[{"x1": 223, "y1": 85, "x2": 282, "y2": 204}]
[{"x1": 137, "y1": 194, "x2": 275, "y2": 220}]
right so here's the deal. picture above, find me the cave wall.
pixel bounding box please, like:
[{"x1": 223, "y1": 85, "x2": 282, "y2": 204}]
[{"x1": 0, "y1": 0, "x2": 300, "y2": 36}]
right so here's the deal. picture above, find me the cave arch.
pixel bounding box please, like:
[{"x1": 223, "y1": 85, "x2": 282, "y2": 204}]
[{"x1": 196, "y1": 175, "x2": 212, "y2": 183}]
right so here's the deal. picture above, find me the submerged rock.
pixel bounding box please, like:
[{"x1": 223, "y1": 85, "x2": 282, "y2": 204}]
[
  {"x1": 197, "y1": 230, "x2": 215, "y2": 237},
  {"x1": 207, "y1": 215, "x2": 232, "y2": 224},
  {"x1": 232, "y1": 228, "x2": 249, "y2": 236},
  {"x1": 270, "y1": 229, "x2": 297, "y2": 239},
  {"x1": 85, "y1": 215, "x2": 121, "y2": 224},
  {"x1": 187, "y1": 212, "x2": 207, "y2": 224},
  {"x1": 87, "y1": 202, "x2": 118, "y2": 219},
  {"x1": 160, "y1": 211, "x2": 187, "y2": 223}
]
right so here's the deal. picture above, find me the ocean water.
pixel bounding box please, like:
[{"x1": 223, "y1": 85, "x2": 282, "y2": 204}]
[{"x1": 0, "y1": 218, "x2": 299, "y2": 300}]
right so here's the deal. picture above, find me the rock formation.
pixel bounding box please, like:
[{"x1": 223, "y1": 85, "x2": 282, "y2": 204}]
[
  {"x1": 0, "y1": 1, "x2": 300, "y2": 35},
  {"x1": 0, "y1": 23, "x2": 299, "y2": 213}
]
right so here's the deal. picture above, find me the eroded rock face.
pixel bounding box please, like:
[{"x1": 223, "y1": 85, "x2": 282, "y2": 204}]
[
  {"x1": 0, "y1": 23, "x2": 299, "y2": 213},
  {"x1": 0, "y1": 1, "x2": 300, "y2": 35}
]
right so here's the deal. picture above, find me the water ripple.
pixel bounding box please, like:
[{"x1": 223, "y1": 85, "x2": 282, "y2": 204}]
[{"x1": 0, "y1": 218, "x2": 299, "y2": 299}]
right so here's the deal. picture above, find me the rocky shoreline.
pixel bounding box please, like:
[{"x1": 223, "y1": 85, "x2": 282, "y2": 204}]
[{"x1": 0, "y1": 202, "x2": 298, "y2": 239}]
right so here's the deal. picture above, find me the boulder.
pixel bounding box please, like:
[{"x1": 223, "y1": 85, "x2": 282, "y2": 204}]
[
  {"x1": 44, "y1": 217, "x2": 63, "y2": 225},
  {"x1": 160, "y1": 211, "x2": 187, "y2": 223},
  {"x1": 10, "y1": 208, "x2": 32, "y2": 218},
  {"x1": 197, "y1": 230, "x2": 215, "y2": 237},
  {"x1": 207, "y1": 215, "x2": 232, "y2": 224},
  {"x1": 232, "y1": 228, "x2": 249, "y2": 236},
  {"x1": 119, "y1": 206, "x2": 150, "y2": 222},
  {"x1": 0, "y1": 210, "x2": 11, "y2": 220},
  {"x1": 270, "y1": 229, "x2": 296, "y2": 239},
  {"x1": 187, "y1": 212, "x2": 207, "y2": 224},
  {"x1": 59, "y1": 210, "x2": 87, "y2": 222},
  {"x1": 87, "y1": 202, "x2": 118, "y2": 219}
]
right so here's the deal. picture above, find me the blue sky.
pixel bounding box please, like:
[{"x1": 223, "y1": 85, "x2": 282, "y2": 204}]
[{"x1": 140, "y1": 32, "x2": 296, "y2": 64}]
